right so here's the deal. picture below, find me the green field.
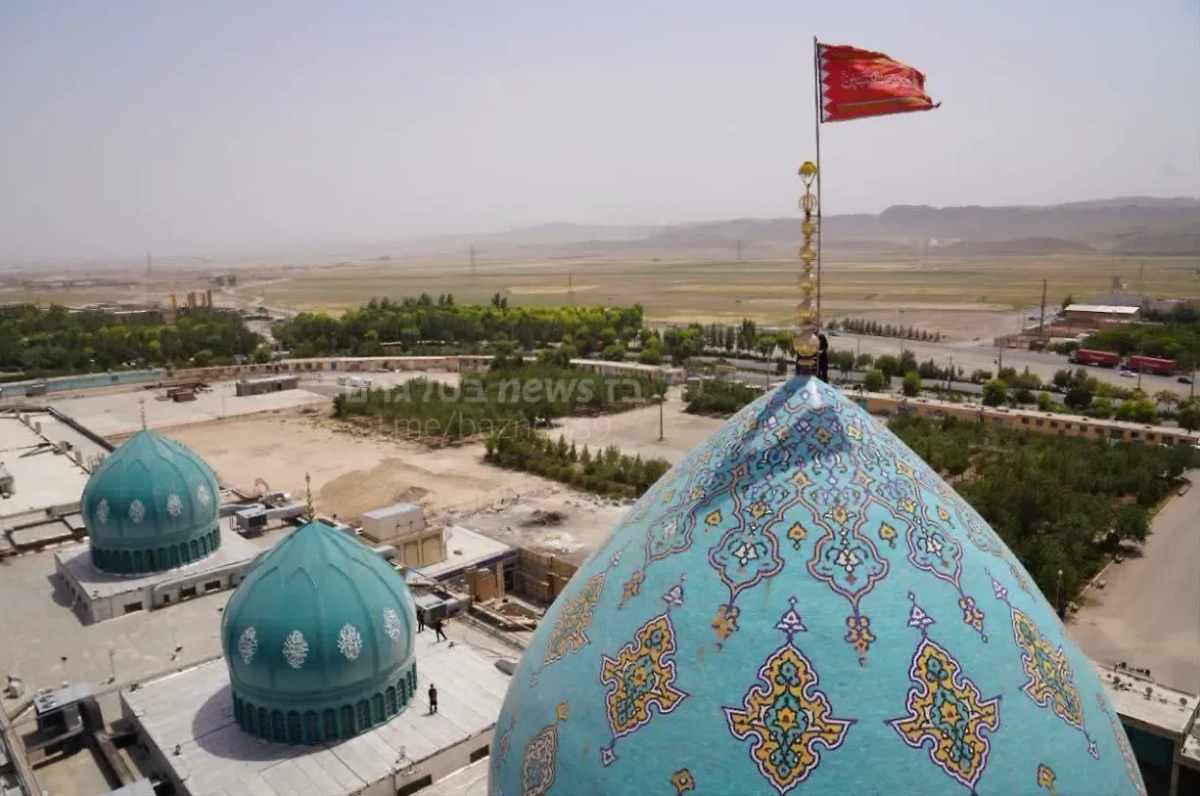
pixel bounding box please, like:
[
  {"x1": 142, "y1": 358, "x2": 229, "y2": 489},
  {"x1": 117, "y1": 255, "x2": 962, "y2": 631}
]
[{"x1": 251, "y1": 254, "x2": 1200, "y2": 325}]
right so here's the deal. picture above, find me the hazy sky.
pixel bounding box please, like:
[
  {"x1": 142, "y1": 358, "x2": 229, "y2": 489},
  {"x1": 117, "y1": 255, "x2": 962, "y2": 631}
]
[{"x1": 2, "y1": 0, "x2": 1197, "y2": 260}]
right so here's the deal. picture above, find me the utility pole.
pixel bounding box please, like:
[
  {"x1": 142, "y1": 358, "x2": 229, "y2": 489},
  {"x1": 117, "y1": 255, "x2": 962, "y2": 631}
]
[
  {"x1": 470, "y1": 246, "x2": 477, "y2": 281},
  {"x1": 567, "y1": 273, "x2": 574, "y2": 306},
  {"x1": 947, "y1": 356, "x2": 954, "y2": 390},
  {"x1": 1038, "y1": 278, "x2": 1048, "y2": 342},
  {"x1": 736, "y1": 238, "x2": 742, "y2": 261}
]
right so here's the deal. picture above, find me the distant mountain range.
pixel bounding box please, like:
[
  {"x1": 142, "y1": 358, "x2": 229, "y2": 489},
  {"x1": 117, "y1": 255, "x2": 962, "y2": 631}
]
[{"x1": 407, "y1": 196, "x2": 1200, "y2": 258}]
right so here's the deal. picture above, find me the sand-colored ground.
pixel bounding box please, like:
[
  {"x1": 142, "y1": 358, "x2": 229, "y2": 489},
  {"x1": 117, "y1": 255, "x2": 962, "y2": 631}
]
[{"x1": 166, "y1": 409, "x2": 547, "y2": 522}]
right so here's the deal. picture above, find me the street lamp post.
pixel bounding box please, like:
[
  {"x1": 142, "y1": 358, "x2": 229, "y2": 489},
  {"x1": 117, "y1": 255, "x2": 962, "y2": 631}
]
[
  {"x1": 947, "y1": 356, "x2": 954, "y2": 390},
  {"x1": 1055, "y1": 569, "x2": 1064, "y2": 618}
]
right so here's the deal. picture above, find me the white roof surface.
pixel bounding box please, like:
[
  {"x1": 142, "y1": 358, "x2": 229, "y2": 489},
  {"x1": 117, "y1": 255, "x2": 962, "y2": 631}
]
[
  {"x1": 123, "y1": 628, "x2": 511, "y2": 796},
  {"x1": 417, "y1": 525, "x2": 513, "y2": 580},
  {"x1": 1091, "y1": 663, "x2": 1199, "y2": 737},
  {"x1": 362, "y1": 503, "x2": 422, "y2": 520},
  {"x1": 420, "y1": 758, "x2": 489, "y2": 796},
  {"x1": 56, "y1": 524, "x2": 261, "y2": 599},
  {"x1": 1064, "y1": 304, "x2": 1140, "y2": 315}
]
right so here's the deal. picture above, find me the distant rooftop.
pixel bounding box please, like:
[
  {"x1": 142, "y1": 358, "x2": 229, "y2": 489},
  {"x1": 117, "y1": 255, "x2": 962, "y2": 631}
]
[
  {"x1": 1064, "y1": 304, "x2": 1141, "y2": 315},
  {"x1": 362, "y1": 503, "x2": 422, "y2": 521}
]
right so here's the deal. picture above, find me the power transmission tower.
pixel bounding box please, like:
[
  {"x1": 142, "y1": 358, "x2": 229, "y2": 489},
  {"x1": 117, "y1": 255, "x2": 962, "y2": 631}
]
[{"x1": 1038, "y1": 278, "x2": 1047, "y2": 342}]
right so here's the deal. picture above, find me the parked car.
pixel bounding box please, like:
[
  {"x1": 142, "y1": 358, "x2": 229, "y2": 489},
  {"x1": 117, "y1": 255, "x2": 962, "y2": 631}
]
[
  {"x1": 1178, "y1": 376, "x2": 1193, "y2": 385},
  {"x1": 1119, "y1": 370, "x2": 1136, "y2": 378}
]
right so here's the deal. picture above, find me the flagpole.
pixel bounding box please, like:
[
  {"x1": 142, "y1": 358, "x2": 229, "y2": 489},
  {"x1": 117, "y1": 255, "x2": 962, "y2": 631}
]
[{"x1": 812, "y1": 36, "x2": 823, "y2": 327}]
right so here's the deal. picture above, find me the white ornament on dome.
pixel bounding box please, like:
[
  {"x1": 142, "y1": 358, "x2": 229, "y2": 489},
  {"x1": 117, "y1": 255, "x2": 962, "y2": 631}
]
[
  {"x1": 238, "y1": 627, "x2": 258, "y2": 664},
  {"x1": 128, "y1": 499, "x2": 146, "y2": 524},
  {"x1": 383, "y1": 608, "x2": 403, "y2": 640},
  {"x1": 96, "y1": 499, "x2": 110, "y2": 524},
  {"x1": 337, "y1": 624, "x2": 363, "y2": 661},
  {"x1": 196, "y1": 484, "x2": 212, "y2": 507},
  {"x1": 166, "y1": 493, "x2": 184, "y2": 517},
  {"x1": 283, "y1": 630, "x2": 309, "y2": 669}
]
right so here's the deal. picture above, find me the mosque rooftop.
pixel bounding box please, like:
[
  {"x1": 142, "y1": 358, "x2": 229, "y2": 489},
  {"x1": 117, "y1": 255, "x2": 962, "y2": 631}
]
[
  {"x1": 419, "y1": 757, "x2": 489, "y2": 796},
  {"x1": 122, "y1": 628, "x2": 511, "y2": 796},
  {"x1": 55, "y1": 523, "x2": 261, "y2": 600},
  {"x1": 0, "y1": 411, "x2": 94, "y2": 521},
  {"x1": 1092, "y1": 664, "x2": 1200, "y2": 738}
]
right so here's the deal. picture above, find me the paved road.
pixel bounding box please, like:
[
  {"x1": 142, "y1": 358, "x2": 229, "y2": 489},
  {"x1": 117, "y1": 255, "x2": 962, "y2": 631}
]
[{"x1": 1069, "y1": 471, "x2": 1200, "y2": 694}]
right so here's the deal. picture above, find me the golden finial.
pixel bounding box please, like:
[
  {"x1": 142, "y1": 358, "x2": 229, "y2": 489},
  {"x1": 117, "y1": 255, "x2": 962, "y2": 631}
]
[
  {"x1": 139, "y1": 398, "x2": 147, "y2": 430},
  {"x1": 305, "y1": 473, "x2": 314, "y2": 519},
  {"x1": 794, "y1": 161, "x2": 821, "y2": 374}
]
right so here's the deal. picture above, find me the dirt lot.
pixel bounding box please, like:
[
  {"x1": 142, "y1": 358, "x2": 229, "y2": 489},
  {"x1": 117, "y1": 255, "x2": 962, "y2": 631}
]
[{"x1": 166, "y1": 408, "x2": 545, "y2": 522}]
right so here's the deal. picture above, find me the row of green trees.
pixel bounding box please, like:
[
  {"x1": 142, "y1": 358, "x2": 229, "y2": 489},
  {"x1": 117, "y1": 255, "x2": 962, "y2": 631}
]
[
  {"x1": 274, "y1": 294, "x2": 645, "y2": 359},
  {"x1": 832, "y1": 318, "x2": 943, "y2": 342},
  {"x1": 484, "y1": 429, "x2": 671, "y2": 498},
  {"x1": 682, "y1": 379, "x2": 764, "y2": 414},
  {"x1": 0, "y1": 304, "x2": 263, "y2": 375},
  {"x1": 332, "y1": 354, "x2": 660, "y2": 443},
  {"x1": 890, "y1": 414, "x2": 1196, "y2": 606}
]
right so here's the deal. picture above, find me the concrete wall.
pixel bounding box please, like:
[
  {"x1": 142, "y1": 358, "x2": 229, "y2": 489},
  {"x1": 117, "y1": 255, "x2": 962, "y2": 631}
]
[{"x1": 387, "y1": 728, "x2": 495, "y2": 796}]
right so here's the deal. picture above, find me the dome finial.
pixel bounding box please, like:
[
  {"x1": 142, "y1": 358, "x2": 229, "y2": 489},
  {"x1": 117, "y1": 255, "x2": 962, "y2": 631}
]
[
  {"x1": 793, "y1": 161, "x2": 820, "y2": 375},
  {"x1": 305, "y1": 472, "x2": 314, "y2": 519},
  {"x1": 139, "y1": 398, "x2": 147, "y2": 430}
]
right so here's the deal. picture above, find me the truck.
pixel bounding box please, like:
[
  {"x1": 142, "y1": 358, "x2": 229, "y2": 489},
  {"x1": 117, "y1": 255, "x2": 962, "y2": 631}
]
[
  {"x1": 1068, "y1": 349, "x2": 1121, "y2": 368},
  {"x1": 1123, "y1": 355, "x2": 1177, "y2": 377}
]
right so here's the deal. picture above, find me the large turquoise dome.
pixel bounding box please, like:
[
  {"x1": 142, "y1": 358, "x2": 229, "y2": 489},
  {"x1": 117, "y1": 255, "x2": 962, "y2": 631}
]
[
  {"x1": 81, "y1": 429, "x2": 221, "y2": 574},
  {"x1": 220, "y1": 520, "x2": 419, "y2": 745},
  {"x1": 490, "y1": 378, "x2": 1145, "y2": 795}
]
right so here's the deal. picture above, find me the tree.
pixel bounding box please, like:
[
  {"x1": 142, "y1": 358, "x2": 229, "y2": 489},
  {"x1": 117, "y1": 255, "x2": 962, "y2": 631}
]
[
  {"x1": 1114, "y1": 397, "x2": 1158, "y2": 424},
  {"x1": 1111, "y1": 503, "x2": 1150, "y2": 545},
  {"x1": 1061, "y1": 294, "x2": 1075, "y2": 310},
  {"x1": 1064, "y1": 385, "x2": 1094, "y2": 411},
  {"x1": 863, "y1": 369, "x2": 885, "y2": 392},
  {"x1": 902, "y1": 370, "x2": 922, "y2": 397},
  {"x1": 1088, "y1": 396, "x2": 1115, "y2": 419},
  {"x1": 855, "y1": 353, "x2": 874, "y2": 370},
  {"x1": 252, "y1": 345, "x2": 273, "y2": 364},
  {"x1": 1153, "y1": 390, "x2": 1178, "y2": 411},
  {"x1": 1036, "y1": 391, "x2": 1052, "y2": 411},
  {"x1": 1178, "y1": 399, "x2": 1200, "y2": 431},
  {"x1": 875, "y1": 355, "x2": 900, "y2": 381},
  {"x1": 831, "y1": 350, "x2": 855, "y2": 378},
  {"x1": 982, "y1": 379, "x2": 1008, "y2": 407}
]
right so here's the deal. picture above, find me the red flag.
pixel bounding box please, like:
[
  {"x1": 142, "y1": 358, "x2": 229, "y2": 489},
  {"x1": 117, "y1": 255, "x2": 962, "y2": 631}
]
[{"x1": 818, "y1": 43, "x2": 940, "y2": 123}]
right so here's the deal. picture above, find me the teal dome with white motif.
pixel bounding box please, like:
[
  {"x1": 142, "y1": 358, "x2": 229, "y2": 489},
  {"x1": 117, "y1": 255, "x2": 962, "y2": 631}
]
[
  {"x1": 81, "y1": 429, "x2": 221, "y2": 574},
  {"x1": 220, "y1": 519, "x2": 419, "y2": 745},
  {"x1": 490, "y1": 377, "x2": 1145, "y2": 796}
]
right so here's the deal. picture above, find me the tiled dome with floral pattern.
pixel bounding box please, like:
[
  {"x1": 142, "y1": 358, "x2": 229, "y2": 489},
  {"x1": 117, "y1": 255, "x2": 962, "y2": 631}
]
[{"x1": 490, "y1": 377, "x2": 1145, "y2": 795}]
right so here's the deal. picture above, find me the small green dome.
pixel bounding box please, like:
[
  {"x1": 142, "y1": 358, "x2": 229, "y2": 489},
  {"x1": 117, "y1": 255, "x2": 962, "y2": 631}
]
[
  {"x1": 220, "y1": 520, "x2": 419, "y2": 745},
  {"x1": 81, "y1": 430, "x2": 221, "y2": 574}
]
